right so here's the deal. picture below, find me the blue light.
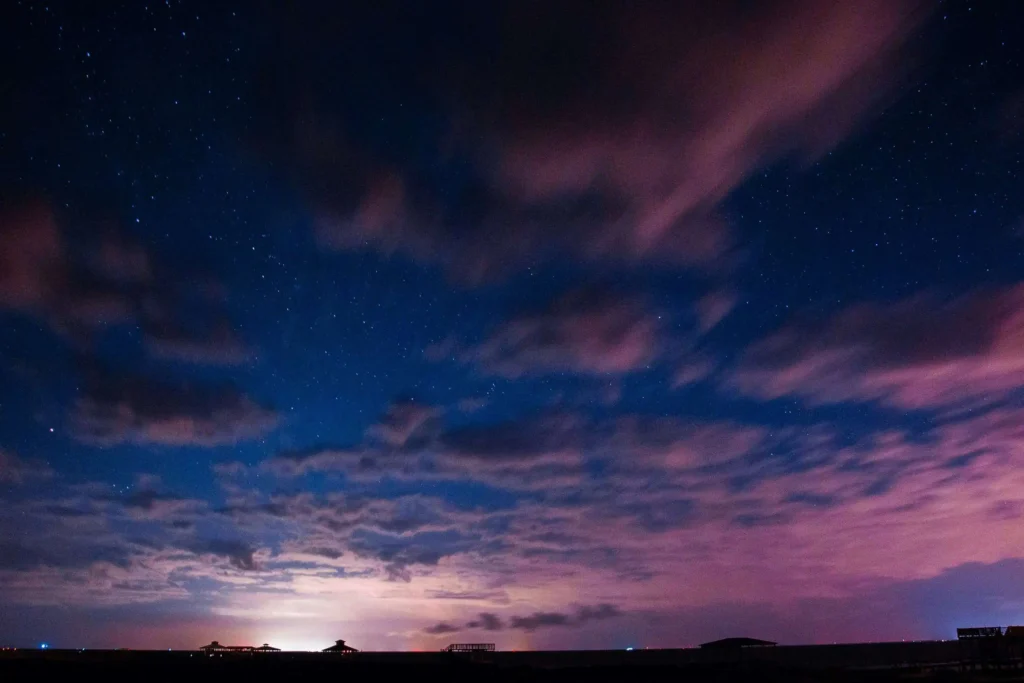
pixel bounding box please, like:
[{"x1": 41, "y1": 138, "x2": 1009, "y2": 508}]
[{"x1": 40, "y1": 643, "x2": 49, "y2": 650}]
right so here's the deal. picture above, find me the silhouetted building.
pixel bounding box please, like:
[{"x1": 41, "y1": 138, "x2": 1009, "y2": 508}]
[
  {"x1": 199, "y1": 641, "x2": 277, "y2": 653},
  {"x1": 957, "y1": 626, "x2": 1023, "y2": 667},
  {"x1": 699, "y1": 637, "x2": 776, "y2": 649},
  {"x1": 444, "y1": 643, "x2": 495, "y2": 653},
  {"x1": 253, "y1": 644, "x2": 280, "y2": 652},
  {"x1": 322, "y1": 639, "x2": 358, "y2": 653},
  {"x1": 957, "y1": 627, "x2": 1004, "y2": 639}
]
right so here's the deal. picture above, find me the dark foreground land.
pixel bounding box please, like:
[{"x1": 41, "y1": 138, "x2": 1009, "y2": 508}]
[{"x1": 4, "y1": 643, "x2": 1024, "y2": 683}]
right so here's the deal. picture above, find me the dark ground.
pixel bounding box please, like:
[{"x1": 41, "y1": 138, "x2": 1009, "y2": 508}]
[{"x1": 3, "y1": 650, "x2": 1024, "y2": 683}]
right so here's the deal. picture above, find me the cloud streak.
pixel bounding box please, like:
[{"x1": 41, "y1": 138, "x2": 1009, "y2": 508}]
[
  {"x1": 72, "y1": 368, "x2": 278, "y2": 447},
  {"x1": 297, "y1": 1, "x2": 925, "y2": 282},
  {"x1": 462, "y1": 289, "x2": 659, "y2": 377},
  {"x1": 732, "y1": 285, "x2": 1024, "y2": 409}
]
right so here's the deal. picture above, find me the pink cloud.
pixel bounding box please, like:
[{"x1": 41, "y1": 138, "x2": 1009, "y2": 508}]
[
  {"x1": 732, "y1": 284, "x2": 1024, "y2": 408},
  {"x1": 694, "y1": 289, "x2": 738, "y2": 333},
  {"x1": 0, "y1": 202, "x2": 64, "y2": 310},
  {"x1": 8, "y1": 403, "x2": 1024, "y2": 646},
  {"x1": 672, "y1": 354, "x2": 716, "y2": 389},
  {"x1": 1, "y1": 202, "x2": 249, "y2": 366},
  {"x1": 307, "y1": 1, "x2": 924, "y2": 281}
]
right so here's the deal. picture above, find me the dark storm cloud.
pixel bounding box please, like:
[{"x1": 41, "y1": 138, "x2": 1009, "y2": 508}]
[
  {"x1": 574, "y1": 603, "x2": 622, "y2": 624},
  {"x1": 509, "y1": 612, "x2": 567, "y2": 630},
  {"x1": 286, "y1": 0, "x2": 924, "y2": 282},
  {"x1": 509, "y1": 604, "x2": 621, "y2": 631},
  {"x1": 455, "y1": 289, "x2": 660, "y2": 377},
  {"x1": 72, "y1": 367, "x2": 278, "y2": 447},
  {"x1": 732, "y1": 284, "x2": 1024, "y2": 409},
  {"x1": 466, "y1": 612, "x2": 504, "y2": 631},
  {"x1": 425, "y1": 605, "x2": 619, "y2": 636}
]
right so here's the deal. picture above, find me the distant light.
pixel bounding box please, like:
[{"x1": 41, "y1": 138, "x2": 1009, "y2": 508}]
[
  {"x1": 40, "y1": 643, "x2": 49, "y2": 649},
  {"x1": 626, "y1": 647, "x2": 634, "y2": 651}
]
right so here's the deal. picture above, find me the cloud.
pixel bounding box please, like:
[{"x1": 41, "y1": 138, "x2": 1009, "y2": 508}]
[
  {"x1": 574, "y1": 603, "x2": 622, "y2": 624},
  {"x1": 86, "y1": 231, "x2": 153, "y2": 284},
  {"x1": 144, "y1": 320, "x2": 251, "y2": 366},
  {"x1": 212, "y1": 461, "x2": 249, "y2": 477},
  {"x1": 264, "y1": 402, "x2": 586, "y2": 489},
  {"x1": 509, "y1": 611, "x2": 569, "y2": 631},
  {"x1": 466, "y1": 612, "x2": 504, "y2": 631},
  {"x1": 113, "y1": 489, "x2": 205, "y2": 521},
  {"x1": 0, "y1": 449, "x2": 53, "y2": 484},
  {"x1": 71, "y1": 368, "x2": 279, "y2": 447},
  {"x1": 215, "y1": 489, "x2": 497, "y2": 582},
  {"x1": 190, "y1": 539, "x2": 260, "y2": 571},
  {"x1": 303, "y1": 546, "x2": 343, "y2": 560},
  {"x1": 0, "y1": 203, "x2": 147, "y2": 333},
  {"x1": 297, "y1": 1, "x2": 923, "y2": 281},
  {"x1": 462, "y1": 289, "x2": 660, "y2": 377},
  {"x1": 365, "y1": 399, "x2": 439, "y2": 448},
  {"x1": 694, "y1": 289, "x2": 738, "y2": 333},
  {"x1": 263, "y1": 405, "x2": 775, "y2": 496},
  {"x1": 672, "y1": 354, "x2": 716, "y2": 389},
  {"x1": 0, "y1": 202, "x2": 64, "y2": 310},
  {"x1": 438, "y1": 413, "x2": 584, "y2": 463},
  {"x1": 732, "y1": 284, "x2": 1024, "y2": 409},
  {"x1": 347, "y1": 528, "x2": 478, "y2": 575},
  {"x1": 7, "y1": 403, "x2": 1024, "y2": 642},
  {"x1": 1, "y1": 202, "x2": 249, "y2": 369},
  {"x1": 508, "y1": 605, "x2": 621, "y2": 631},
  {"x1": 424, "y1": 606, "x2": 620, "y2": 637}
]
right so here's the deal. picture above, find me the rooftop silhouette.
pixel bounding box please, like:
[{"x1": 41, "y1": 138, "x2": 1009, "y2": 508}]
[{"x1": 322, "y1": 639, "x2": 358, "y2": 654}]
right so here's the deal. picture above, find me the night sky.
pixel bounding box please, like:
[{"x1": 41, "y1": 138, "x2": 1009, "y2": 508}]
[{"x1": 2, "y1": 0, "x2": 1024, "y2": 652}]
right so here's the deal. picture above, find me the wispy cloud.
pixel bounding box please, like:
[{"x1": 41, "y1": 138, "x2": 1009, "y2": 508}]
[
  {"x1": 732, "y1": 284, "x2": 1024, "y2": 409},
  {"x1": 72, "y1": 366, "x2": 278, "y2": 447},
  {"x1": 299, "y1": 1, "x2": 924, "y2": 281}
]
